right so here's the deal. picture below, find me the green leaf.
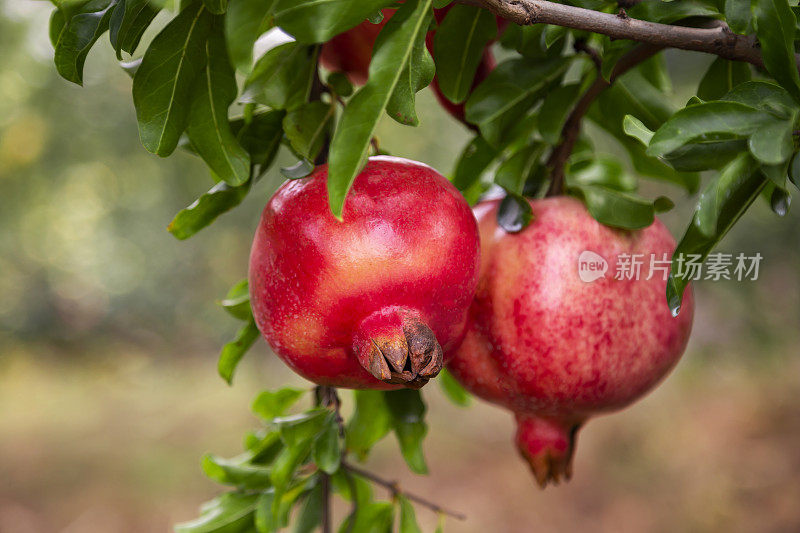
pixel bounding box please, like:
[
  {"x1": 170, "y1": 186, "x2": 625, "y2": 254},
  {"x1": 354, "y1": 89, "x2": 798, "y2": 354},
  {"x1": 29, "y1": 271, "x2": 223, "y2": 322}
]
[
  {"x1": 175, "y1": 492, "x2": 259, "y2": 533},
  {"x1": 667, "y1": 156, "x2": 767, "y2": 314},
  {"x1": 721, "y1": 81, "x2": 797, "y2": 118},
  {"x1": 571, "y1": 185, "x2": 655, "y2": 230},
  {"x1": 327, "y1": 71, "x2": 354, "y2": 97},
  {"x1": 187, "y1": 21, "x2": 250, "y2": 186},
  {"x1": 225, "y1": 0, "x2": 274, "y2": 72},
  {"x1": 293, "y1": 483, "x2": 323, "y2": 533},
  {"x1": 433, "y1": 4, "x2": 497, "y2": 104},
  {"x1": 202, "y1": 0, "x2": 227, "y2": 14},
  {"x1": 168, "y1": 180, "x2": 251, "y2": 240},
  {"x1": 753, "y1": 0, "x2": 800, "y2": 104},
  {"x1": 276, "y1": 409, "x2": 330, "y2": 449},
  {"x1": 327, "y1": 0, "x2": 433, "y2": 219},
  {"x1": 254, "y1": 490, "x2": 278, "y2": 533},
  {"x1": 538, "y1": 83, "x2": 581, "y2": 144},
  {"x1": 53, "y1": 0, "x2": 116, "y2": 85},
  {"x1": 647, "y1": 101, "x2": 774, "y2": 157},
  {"x1": 109, "y1": 0, "x2": 159, "y2": 58},
  {"x1": 438, "y1": 368, "x2": 471, "y2": 407},
  {"x1": 725, "y1": 0, "x2": 753, "y2": 34},
  {"x1": 384, "y1": 390, "x2": 428, "y2": 474},
  {"x1": 695, "y1": 152, "x2": 761, "y2": 237},
  {"x1": 748, "y1": 118, "x2": 794, "y2": 165},
  {"x1": 273, "y1": 0, "x2": 395, "y2": 43},
  {"x1": 234, "y1": 109, "x2": 286, "y2": 171},
  {"x1": 219, "y1": 279, "x2": 251, "y2": 321},
  {"x1": 451, "y1": 135, "x2": 498, "y2": 200},
  {"x1": 622, "y1": 114, "x2": 654, "y2": 147},
  {"x1": 789, "y1": 152, "x2": 800, "y2": 188},
  {"x1": 133, "y1": 3, "x2": 214, "y2": 156},
  {"x1": 270, "y1": 443, "x2": 311, "y2": 490},
  {"x1": 568, "y1": 155, "x2": 637, "y2": 192},
  {"x1": 385, "y1": 11, "x2": 435, "y2": 126},
  {"x1": 242, "y1": 43, "x2": 318, "y2": 110},
  {"x1": 398, "y1": 497, "x2": 422, "y2": 533},
  {"x1": 281, "y1": 160, "x2": 315, "y2": 179},
  {"x1": 494, "y1": 143, "x2": 545, "y2": 195},
  {"x1": 283, "y1": 102, "x2": 334, "y2": 161},
  {"x1": 662, "y1": 138, "x2": 747, "y2": 172},
  {"x1": 49, "y1": 8, "x2": 67, "y2": 48},
  {"x1": 496, "y1": 193, "x2": 533, "y2": 233},
  {"x1": 465, "y1": 57, "x2": 569, "y2": 146},
  {"x1": 696, "y1": 57, "x2": 751, "y2": 101},
  {"x1": 588, "y1": 75, "x2": 699, "y2": 192},
  {"x1": 346, "y1": 390, "x2": 391, "y2": 460},
  {"x1": 252, "y1": 388, "x2": 306, "y2": 420},
  {"x1": 218, "y1": 320, "x2": 259, "y2": 385},
  {"x1": 312, "y1": 414, "x2": 341, "y2": 474},
  {"x1": 338, "y1": 502, "x2": 394, "y2": 533},
  {"x1": 628, "y1": 0, "x2": 720, "y2": 23},
  {"x1": 202, "y1": 454, "x2": 273, "y2": 490}
]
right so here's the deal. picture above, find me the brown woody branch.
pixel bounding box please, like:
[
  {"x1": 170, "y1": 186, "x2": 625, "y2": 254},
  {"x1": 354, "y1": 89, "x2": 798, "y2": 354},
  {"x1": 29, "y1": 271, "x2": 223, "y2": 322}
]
[
  {"x1": 342, "y1": 461, "x2": 467, "y2": 520},
  {"x1": 545, "y1": 44, "x2": 662, "y2": 196},
  {"x1": 468, "y1": 0, "x2": 769, "y2": 68}
]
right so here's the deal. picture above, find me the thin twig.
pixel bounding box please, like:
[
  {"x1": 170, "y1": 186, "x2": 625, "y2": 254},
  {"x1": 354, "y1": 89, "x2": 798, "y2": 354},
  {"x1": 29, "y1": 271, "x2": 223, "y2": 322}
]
[
  {"x1": 342, "y1": 461, "x2": 467, "y2": 521},
  {"x1": 321, "y1": 472, "x2": 332, "y2": 533},
  {"x1": 464, "y1": 0, "x2": 781, "y2": 69},
  {"x1": 315, "y1": 386, "x2": 338, "y2": 533},
  {"x1": 573, "y1": 39, "x2": 602, "y2": 71},
  {"x1": 545, "y1": 43, "x2": 661, "y2": 196}
]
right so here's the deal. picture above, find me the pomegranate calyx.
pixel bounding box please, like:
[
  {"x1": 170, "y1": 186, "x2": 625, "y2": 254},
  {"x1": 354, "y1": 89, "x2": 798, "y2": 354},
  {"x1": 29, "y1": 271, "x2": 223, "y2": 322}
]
[
  {"x1": 514, "y1": 413, "x2": 583, "y2": 488},
  {"x1": 354, "y1": 309, "x2": 444, "y2": 389}
]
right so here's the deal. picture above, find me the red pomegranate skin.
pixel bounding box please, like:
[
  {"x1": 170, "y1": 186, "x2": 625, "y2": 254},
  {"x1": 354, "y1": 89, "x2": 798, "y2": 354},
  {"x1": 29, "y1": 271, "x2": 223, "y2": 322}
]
[
  {"x1": 448, "y1": 196, "x2": 694, "y2": 486},
  {"x1": 320, "y1": 6, "x2": 501, "y2": 126},
  {"x1": 319, "y1": 9, "x2": 390, "y2": 86},
  {"x1": 249, "y1": 157, "x2": 480, "y2": 390}
]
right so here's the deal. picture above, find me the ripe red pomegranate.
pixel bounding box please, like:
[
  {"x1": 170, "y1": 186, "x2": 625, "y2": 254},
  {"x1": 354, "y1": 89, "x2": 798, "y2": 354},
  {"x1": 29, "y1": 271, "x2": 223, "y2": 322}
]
[
  {"x1": 448, "y1": 196, "x2": 694, "y2": 486},
  {"x1": 320, "y1": 7, "x2": 501, "y2": 126},
  {"x1": 249, "y1": 157, "x2": 480, "y2": 389}
]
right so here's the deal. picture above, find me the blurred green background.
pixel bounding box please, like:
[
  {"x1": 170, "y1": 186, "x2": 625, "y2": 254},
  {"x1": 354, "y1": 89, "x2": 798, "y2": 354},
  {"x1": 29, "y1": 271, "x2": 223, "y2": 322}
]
[{"x1": 1, "y1": 2, "x2": 799, "y2": 532}]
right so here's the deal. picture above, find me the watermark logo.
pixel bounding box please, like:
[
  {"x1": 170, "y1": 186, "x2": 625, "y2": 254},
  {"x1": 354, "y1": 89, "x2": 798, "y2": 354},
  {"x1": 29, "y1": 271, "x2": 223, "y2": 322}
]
[
  {"x1": 577, "y1": 251, "x2": 763, "y2": 282},
  {"x1": 578, "y1": 251, "x2": 608, "y2": 282}
]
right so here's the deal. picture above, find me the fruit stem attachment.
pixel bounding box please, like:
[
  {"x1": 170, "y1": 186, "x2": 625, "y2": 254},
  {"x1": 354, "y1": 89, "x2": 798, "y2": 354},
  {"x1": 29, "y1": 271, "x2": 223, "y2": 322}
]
[
  {"x1": 514, "y1": 413, "x2": 583, "y2": 488},
  {"x1": 353, "y1": 308, "x2": 444, "y2": 389}
]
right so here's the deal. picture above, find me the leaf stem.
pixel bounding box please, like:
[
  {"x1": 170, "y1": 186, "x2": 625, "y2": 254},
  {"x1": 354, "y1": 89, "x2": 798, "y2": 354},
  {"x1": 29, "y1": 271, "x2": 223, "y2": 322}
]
[{"x1": 341, "y1": 460, "x2": 467, "y2": 521}]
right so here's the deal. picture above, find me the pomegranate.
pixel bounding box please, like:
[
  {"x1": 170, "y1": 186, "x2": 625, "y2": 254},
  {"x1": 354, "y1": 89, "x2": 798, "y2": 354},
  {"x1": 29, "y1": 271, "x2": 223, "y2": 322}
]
[
  {"x1": 448, "y1": 196, "x2": 694, "y2": 486},
  {"x1": 249, "y1": 157, "x2": 480, "y2": 389},
  {"x1": 319, "y1": 6, "x2": 501, "y2": 126}
]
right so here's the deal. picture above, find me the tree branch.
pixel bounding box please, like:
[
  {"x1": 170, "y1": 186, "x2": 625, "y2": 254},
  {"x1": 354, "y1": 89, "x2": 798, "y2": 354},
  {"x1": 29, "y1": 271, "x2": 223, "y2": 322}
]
[
  {"x1": 545, "y1": 44, "x2": 662, "y2": 196},
  {"x1": 468, "y1": 0, "x2": 768, "y2": 68},
  {"x1": 342, "y1": 461, "x2": 467, "y2": 521}
]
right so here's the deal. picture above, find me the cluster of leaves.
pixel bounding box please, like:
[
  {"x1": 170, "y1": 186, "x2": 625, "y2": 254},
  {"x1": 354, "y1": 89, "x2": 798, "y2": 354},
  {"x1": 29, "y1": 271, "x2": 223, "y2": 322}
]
[{"x1": 174, "y1": 384, "x2": 467, "y2": 533}]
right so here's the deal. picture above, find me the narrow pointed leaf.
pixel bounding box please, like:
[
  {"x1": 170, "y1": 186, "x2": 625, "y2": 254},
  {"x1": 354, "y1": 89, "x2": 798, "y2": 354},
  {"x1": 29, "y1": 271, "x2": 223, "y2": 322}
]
[
  {"x1": 132, "y1": 3, "x2": 214, "y2": 156},
  {"x1": 273, "y1": 0, "x2": 395, "y2": 43},
  {"x1": 433, "y1": 4, "x2": 497, "y2": 104},
  {"x1": 187, "y1": 20, "x2": 250, "y2": 186},
  {"x1": 327, "y1": 0, "x2": 433, "y2": 219},
  {"x1": 109, "y1": 0, "x2": 159, "y2": 58}
]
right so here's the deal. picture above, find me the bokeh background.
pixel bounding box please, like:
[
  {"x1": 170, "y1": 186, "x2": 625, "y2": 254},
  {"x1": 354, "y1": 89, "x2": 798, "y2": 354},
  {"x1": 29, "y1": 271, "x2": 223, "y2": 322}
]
[{"x1": 1, "y1": 2, "x2": 799, "y2": 532}]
